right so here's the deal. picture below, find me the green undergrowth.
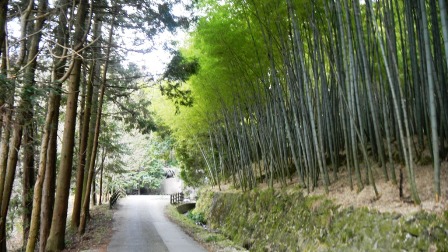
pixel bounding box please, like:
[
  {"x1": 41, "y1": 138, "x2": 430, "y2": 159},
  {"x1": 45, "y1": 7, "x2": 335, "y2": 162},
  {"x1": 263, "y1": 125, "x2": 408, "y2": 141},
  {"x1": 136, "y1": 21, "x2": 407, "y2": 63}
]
[
  {"x1": 165, "y1": 204, "x2": 247, "y2": 251},
  {"x1": 186, "y1": 211, "x2": 206, "y2": 225},
  {"x1": 193, "y1": 188, "x2": 448, "y2": 251}
]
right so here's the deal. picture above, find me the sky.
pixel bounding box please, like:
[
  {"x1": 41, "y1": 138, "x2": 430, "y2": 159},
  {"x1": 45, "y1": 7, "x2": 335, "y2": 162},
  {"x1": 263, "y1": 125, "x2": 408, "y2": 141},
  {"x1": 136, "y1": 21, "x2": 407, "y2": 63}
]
[
  {"x1": 125, "y1": 30, "x2": 188, "y2": 77},
  {"x1": 119, "y1": 0, "x2": 192, "y2": 77},
  {"x1": 5, "y1": 0, "x2": 189, "y2": 79}
]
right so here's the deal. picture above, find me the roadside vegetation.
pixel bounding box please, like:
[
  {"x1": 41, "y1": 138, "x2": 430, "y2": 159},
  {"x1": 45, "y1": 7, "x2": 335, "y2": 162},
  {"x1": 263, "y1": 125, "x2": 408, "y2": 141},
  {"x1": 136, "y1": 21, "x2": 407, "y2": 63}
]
[
  {"x1": 165, "y1": 204, "x2": 247, "y2": 252},
  {"x1": 192, "y1": 187, "x2": 448, "y2": 251}
]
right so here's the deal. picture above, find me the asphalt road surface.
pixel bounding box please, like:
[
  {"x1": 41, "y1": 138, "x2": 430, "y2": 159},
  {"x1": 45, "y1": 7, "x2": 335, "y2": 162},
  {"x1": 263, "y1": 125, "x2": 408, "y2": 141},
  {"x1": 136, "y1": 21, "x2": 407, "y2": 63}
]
[{"x1": 107, "y1": 195, "x2": 207, "y2": 252}]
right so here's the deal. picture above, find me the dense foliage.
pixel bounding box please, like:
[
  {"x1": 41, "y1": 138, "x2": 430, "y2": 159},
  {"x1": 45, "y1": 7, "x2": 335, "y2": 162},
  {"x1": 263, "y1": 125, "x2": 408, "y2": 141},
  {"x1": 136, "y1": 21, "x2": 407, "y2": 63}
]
[
  {"x1": 159, "y1": 0, "x2": 448, "y2": 205},
  {"x1": 0, "y1": 0, "x2": 193, "y2": 250}
]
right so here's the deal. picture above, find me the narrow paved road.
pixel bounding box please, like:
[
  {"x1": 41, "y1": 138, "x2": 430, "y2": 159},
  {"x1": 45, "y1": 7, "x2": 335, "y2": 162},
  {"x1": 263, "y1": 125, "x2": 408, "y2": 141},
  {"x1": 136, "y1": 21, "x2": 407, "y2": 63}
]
[{"x1": 107, "y1": 195, "x2": 207, "y2": 252}]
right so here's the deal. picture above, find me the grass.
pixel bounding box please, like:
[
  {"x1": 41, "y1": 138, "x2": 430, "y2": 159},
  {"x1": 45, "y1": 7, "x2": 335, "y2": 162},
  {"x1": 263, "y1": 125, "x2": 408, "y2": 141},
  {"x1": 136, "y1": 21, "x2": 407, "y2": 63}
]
[{"x1": 164, "y1": 204, "x2": 247, "y2": 252}]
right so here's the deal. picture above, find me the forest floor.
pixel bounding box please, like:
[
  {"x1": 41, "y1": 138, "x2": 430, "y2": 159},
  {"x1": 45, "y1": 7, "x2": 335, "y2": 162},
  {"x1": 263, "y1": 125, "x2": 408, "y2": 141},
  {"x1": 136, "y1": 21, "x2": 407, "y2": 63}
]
[
  {"x1": 7, "y1": 203, "x2": 113, "y2": 251},
  {"x1": 307, "y1": 161, "x2": 448, "y2": 215},
  {"x1": 62, "y1": 204, "x2": 114, "y2": 252},
  {"x1": 216, "y1": 160, "x2": 448, "y2": 216}
]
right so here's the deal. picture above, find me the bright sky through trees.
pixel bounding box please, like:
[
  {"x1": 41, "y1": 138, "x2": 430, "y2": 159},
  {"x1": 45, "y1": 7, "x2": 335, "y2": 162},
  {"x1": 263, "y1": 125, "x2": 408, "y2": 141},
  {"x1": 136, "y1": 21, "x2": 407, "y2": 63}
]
[
  {"x1": 122, "y1": 2, "x2": 190, "y2": 76},
  {"x1": 126, "y1": 31, "x2": 187, "y2": 75}
]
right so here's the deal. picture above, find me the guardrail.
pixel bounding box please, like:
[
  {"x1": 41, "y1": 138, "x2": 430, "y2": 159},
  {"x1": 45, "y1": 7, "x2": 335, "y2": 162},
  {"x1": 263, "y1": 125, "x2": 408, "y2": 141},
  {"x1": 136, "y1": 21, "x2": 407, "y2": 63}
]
[
  {"x1": 109, "y1": 189, "x2": 125, "y2": 209},
  {"x1": 170, "y1": 192, "x2": 184, "y2": 205}
]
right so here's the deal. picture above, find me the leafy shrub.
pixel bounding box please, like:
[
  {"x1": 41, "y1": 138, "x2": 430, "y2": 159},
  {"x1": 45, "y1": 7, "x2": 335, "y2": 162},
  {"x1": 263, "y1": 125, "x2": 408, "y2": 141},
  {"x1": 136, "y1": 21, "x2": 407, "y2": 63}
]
[{"x1": 186, "y1": 211, "x2": 206, "y2": 225}]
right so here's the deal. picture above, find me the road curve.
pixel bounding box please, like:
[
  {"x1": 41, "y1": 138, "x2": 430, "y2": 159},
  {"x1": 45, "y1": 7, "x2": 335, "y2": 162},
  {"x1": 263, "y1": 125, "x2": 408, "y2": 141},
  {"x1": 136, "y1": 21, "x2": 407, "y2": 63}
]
[{"x1": 107, "y1": 195, "x2": 207, "y2": 252}]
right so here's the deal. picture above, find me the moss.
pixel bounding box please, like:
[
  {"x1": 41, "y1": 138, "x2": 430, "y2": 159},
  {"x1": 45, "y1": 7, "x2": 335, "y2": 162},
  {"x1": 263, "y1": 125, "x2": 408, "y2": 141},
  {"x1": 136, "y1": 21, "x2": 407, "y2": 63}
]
[{"x1": 195, "y1": 188, "x2": 448, "y2": 251}]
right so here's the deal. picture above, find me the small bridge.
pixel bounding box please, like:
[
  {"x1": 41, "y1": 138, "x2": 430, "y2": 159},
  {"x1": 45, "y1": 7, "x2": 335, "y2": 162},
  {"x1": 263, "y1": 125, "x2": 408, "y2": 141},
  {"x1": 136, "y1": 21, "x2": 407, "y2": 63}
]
[{"x1": 170, "y1": 192, "x2": 196, "y2": 214}]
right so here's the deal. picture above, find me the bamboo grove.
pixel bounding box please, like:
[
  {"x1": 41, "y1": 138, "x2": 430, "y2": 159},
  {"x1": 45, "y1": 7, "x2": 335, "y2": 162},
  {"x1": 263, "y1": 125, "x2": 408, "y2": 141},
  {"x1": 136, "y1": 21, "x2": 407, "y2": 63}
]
[
  {"x1": 174, "y1": 0, "x2": 448, "y2": 205},
  {"x1": 0, "y1": 0, "x2": 190, "y2": 251}
]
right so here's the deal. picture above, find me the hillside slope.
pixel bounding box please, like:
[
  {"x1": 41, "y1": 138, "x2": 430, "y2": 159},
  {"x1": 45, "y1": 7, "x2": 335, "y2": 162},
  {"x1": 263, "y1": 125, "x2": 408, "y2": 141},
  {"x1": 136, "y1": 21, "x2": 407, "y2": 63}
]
[{"x1": 193, "y1": 164, "x2": 448, "y2": 251}]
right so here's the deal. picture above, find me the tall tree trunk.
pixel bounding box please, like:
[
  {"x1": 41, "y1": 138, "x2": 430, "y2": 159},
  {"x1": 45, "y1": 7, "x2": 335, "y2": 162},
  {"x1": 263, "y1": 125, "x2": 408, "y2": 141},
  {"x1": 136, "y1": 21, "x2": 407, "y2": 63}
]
[
  {"x1": 81, "y1": 71, "x2": 99, "y2": 219},
  {"x1": 21, "y1": 117, "x2": 35, "y2": 244},
  {"x1": 39, "y1": 1, "x2": 69, "y2": 250},
  {"x1": 0, "y1": 79, "x2": 13, "y2": 235},
  {"x1": 72, "y1": 71, "x2": 86, "y2": 228},
  {"x1": 440, "y1": 0, "x2": 448, "y2": 72},
  {"x1": 353, "y1": 0, "x2": 388, "y2": 181},
  {"x1": 419, "y1": 0, "x2": 440, "y2": 201},
  {"x1": 45, "y1": 0, "x2": 89, "y2": 250},
  {"x1": 39, "y1": 88, "x2": 60, "y2": 252},
  {"x1": 71, "y1": 14, "x2": 101, "y2": 228},
  {"x1": 79, "y1": 10, "x2": 115, "y2": 234},
  {"x1": 287, "y1": 0, "x2": 329, "y2": 192},
  {"x1": 1, "y1": 0, "x2": 46, "y2": 249},
  {"x1": 0, "y1": 0, "x2": 33, "y2": 226},
  {"x1": 0, "y1": 0, "x2": 8, "y2": 59},
  {"x1": 21, "y1": 0, "x2": 48, "y2": 236},
  {"x1": 91, "y1": 174, "x2": 96, "y2": 206},
  {"x1": 0, "y1": 0, "x2": 8, "y2": 136},
  {"x1": 0, "y1": 125, "x2": 21, "y2": 252},
  {"x1": 45, "y1": 42, "x2": 81, "y2": 251},
  {"x1": 0, "y1": 46, "x2": 13, "y2": 252},
  {"x1": 366, "y1": 0, "x2": 420, "y2": 203},
  {"x1": 25, "y1": 76, "x2": 56, "y2": 252},
  {"x1": 98, "y1": 155, "x2": 104, "y2": 205}
]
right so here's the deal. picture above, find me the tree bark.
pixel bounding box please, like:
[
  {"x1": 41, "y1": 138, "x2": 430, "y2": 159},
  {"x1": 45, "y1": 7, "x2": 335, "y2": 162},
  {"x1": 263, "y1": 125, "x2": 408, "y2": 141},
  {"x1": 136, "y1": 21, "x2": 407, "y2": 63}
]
[
  {"x1": 0, "y1": 46, "x2": 13, "y2": 252},
  {"x1": 0, "y1": 125, "x2": 21, "y2": 252},
  {"x1": 25, "y1": 77, "x2": 56, "y2": 252},
  {"x1": 0, "y1": 0, "x2": 8, "y2": 59},
  {"x1": 99, "y1": 156, "x2": 104, "y2": 205},
  {"x1": 21, "y1": 118, "x2": 35, "y2": 244},
  {"x1": 71, "y1": 15, "x2": 101, "y2": 228},
  {"x1": 45, "y1": 0, "x2": 89, "y2": 250},
  {"x1": 0, "y1": 0, "x2": 7, "y2": 135},
  {"x1": 39, "y1": 88, "x2": 60, "y2": 252},
  {"x1": 21, "y1": 0, "x2": 48, "y2": 240},
  {"x1": 0, "y1": 82, "x2": 13, "y2": 228},
  {"x1": 1, "y1": 0, "x2": 47, "y2": 249},
  {"x1": 39, "y1": 1, "x2": 69, "y2": 250},
  {"x1": 79, "y1": 8, "x2": 115, "y2": 234},
  {"x1": 92, "y1": 173, "x2": 97, "y2": 206},
  {"x1": 45, "y1": 45, "x2": 83, "y2": 252}
]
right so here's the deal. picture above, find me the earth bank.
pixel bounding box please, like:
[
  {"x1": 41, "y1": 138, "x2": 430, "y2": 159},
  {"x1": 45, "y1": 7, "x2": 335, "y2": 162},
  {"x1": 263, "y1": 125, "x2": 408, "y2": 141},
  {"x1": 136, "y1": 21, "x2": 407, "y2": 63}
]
[{"x1": 192, "y1": 188, "x2": 448, "y2": 251}]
